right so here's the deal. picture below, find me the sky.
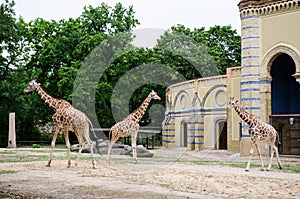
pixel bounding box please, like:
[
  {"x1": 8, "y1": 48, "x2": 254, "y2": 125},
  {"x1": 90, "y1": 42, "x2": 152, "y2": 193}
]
[{"x1": 13, "y1": 0, "x2": 242, "y2": 35}]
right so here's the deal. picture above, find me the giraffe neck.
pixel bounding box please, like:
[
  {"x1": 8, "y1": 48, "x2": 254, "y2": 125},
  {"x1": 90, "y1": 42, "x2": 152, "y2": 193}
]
[
  {"x1": 130, "y1": 97, "x2": 152, "y2": 123},
  {"x1": 234, "y1": 105, "x2": 257, "y2": 125},
  {"x1": 36, "y1": 86, "x2": 59, "y2": 110}
]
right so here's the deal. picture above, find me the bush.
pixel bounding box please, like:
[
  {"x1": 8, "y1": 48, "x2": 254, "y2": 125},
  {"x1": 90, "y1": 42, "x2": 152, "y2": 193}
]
[{"x1": 32, "y1": 144, "x2": 41, "y2": 148}]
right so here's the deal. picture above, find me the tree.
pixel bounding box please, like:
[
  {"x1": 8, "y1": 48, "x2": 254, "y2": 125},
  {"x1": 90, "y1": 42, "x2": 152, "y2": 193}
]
[
  {"x1": 0, "y1": 1, "x2": 140, "y2": 145},
  {"x1": 0, "y1": 0, "x2": 241, "y2": 145},
  {"x1": 167, "y1": 24, "x2": 241, "y2": 75},
  {"x1": 0, "y1": 0, "x2": 36, "y2": 145}
]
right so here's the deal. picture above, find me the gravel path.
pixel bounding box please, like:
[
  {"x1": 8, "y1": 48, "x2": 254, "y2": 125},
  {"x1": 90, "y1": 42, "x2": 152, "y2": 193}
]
[{"x1": 0, "y1": 147, "x2": 299, "y2": 198}]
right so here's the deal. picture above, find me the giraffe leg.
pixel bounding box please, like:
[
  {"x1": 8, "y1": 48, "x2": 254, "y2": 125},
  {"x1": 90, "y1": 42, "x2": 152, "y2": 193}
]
[
  {"x1": 131, "y1": 133, "x2": 138, "y2": 164},
  {"x1": 255, "y1": 143, "x2": 265, "y2": 171},
  {"x1": 84, "y1": 129, "x2": 97, "y2": 169},
  {"x1": 266, "y1": 144, "x2": 274, "y2": 171},
  {"x1": 75, "y1": 135, "x2": 84, "y2": 168},
  {"x1": 245, "y1": 142, "x2": 256, "y2": 172},
  {"x1": 107, "y1": 132, "x2": 118, "y2": 165},
  {"x1": 107, "y1": 139, "x2": 116, "y2": 165},
  {"x1": 46, "y1": 127, "x2": 59, "y2": 167},
  {"x1": 63, "y1": 130, "x2": 71, "y2": 168},
  {"x1": 267, "y1": 145, "x2": 282, "y2": 171},
  {"x1": 275, "y1": 145, "x2": 283, "y2": 170}
]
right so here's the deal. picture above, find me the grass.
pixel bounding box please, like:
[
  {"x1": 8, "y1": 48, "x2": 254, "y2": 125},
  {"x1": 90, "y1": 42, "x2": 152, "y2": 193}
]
[
  {"x1": 0, "y1": 148, "x2": 80, "y2": 163},
  {"x1": 160, "y1": 183, "x2": 170, "y2": 188},
  {"x1": 1, "y1": 148, "x2": 299, "y2": 173},
  {"x1": 0, "y1": 151, "x2": 17, "y2": 154},
  {"x1": 281, "y1": 164, "x2": 300, "y2": 173},
  {"x1": 0, "y1": 170, "x2": 17, "y2": 175}
]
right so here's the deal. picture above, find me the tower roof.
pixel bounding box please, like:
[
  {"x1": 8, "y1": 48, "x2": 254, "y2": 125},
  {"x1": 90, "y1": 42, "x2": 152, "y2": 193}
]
[
  {"x1": 239, "y1": 0, "x2": 286, "y2": 9},
  {"x1": 238, "y1": 0, "x2": 300, "y2": 17}
]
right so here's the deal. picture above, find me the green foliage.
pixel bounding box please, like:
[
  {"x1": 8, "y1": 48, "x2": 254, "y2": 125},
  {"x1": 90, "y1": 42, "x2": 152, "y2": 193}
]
[
  {"x1": 0, "y1": 0, "x2": 241, "y2": 145},
  {"x1": 0, "y1": 0, "x2": 140, "y2": 144},
  {"x1": 169, "y1": 24, "x2": 241, "y2": 75},
  {"x1": 32, "y1": 144, "x2": 41, "y2": 148},
  {"x1": 0, "y1": 170, "x2": 17, "y2": 175}
]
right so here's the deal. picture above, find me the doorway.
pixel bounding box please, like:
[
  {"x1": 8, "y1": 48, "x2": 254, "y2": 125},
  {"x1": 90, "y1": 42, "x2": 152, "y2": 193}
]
[
  {"x1": 180, "y1": 121, "x2": 187, "y2": 147},
  {"x1": 217, "y1": 121, "x2": 227, "y2": 150},
  {"x1": 271, "y1": 53, "x2": 300, "y2": 114},
  {"x1": 270, "y1": 53, "x2": 300, "y2": 155}
]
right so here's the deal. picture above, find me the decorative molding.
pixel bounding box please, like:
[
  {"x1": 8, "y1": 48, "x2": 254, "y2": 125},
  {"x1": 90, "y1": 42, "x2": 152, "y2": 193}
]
[
  {"x1": 240, "y1": 0, "x2": 300, "y2": 18},
  {"x1": 215, "y1": 90, "x2": 227, "y2": 107},
  {"x1": 260, "y1": 44, "x2": 300, "y2": 76}
]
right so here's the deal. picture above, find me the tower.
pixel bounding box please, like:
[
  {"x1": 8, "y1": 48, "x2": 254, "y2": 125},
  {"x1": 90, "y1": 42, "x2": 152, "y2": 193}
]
[{"x1": 238, "y1": 0, "x2": 300, "y2": 155}]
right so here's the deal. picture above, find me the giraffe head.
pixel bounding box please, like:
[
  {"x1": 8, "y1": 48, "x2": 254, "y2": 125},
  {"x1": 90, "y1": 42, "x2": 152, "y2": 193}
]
[
  {"x1": 227, "y1": 97, "x2": 238, "y2": 109},
  {"x1": 148, "y1": 90, "x2": 161, "y2": 100},
  {"x1": 24, "y1": 79, "x2": 40, "y2": 93}
]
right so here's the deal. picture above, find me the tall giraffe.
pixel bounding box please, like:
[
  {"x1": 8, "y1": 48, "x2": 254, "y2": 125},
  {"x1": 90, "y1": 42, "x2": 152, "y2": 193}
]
[
  {"x1": 24, "y1": 79, "x2": 100, "y2": 169},
  {"x1": 227, "y1": 97, "x2": 283, "y2": 171},
  {"x1": 107, "y1": 90, "x2": 161, "y2": 164}
]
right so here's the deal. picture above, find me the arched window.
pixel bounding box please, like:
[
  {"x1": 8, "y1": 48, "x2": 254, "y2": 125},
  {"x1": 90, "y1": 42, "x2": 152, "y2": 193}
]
[{"x1": 271, "y1": 53, "x2": 300, "y2": 114}]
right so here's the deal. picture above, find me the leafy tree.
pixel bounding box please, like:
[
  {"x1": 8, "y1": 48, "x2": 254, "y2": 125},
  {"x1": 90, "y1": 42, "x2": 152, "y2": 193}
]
[
  {"x1": 0, "y1": 0, "x2": 140, "y2": 145},
  {"x1": 23, "y1": 2, "x2": 140, "y2": 124},
  {"x1": 0, "y1": 0, "x2": 241, "y2": 145},
  {"x1": 0, "y1": 0, "x2": 36, "y2": 145},
  {"x1": 168, "y1": 24, "x2": 241, "y2": 75}
]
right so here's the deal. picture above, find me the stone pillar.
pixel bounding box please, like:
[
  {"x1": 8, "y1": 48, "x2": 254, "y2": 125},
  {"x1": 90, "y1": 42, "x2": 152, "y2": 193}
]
[
  {"x1": 187, "y1": 117, "x2": 195, "y2": 150},
  {"x1": 7, "y1": 113, "x2": 16, "y2": 148},
  {"x1": 194, "y1": 115, "x2": 204, "y2": 150},
  {"x1": 162, "y1": 113, "x2": 175, "y2": 147},
  {"x1": 239, "y1": 2, "x2": 262, "y2": 156}
]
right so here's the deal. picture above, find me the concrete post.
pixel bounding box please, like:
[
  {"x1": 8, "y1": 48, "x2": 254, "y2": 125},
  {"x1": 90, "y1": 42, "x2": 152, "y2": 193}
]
[{"x1": 7, "y1": 113, "x2": 16, "y2": 148}]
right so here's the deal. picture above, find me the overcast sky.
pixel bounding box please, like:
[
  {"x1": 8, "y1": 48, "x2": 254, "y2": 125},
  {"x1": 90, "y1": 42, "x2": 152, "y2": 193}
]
[{"x1": 13, "y1": 0, "x2": 242, "y2": 35}]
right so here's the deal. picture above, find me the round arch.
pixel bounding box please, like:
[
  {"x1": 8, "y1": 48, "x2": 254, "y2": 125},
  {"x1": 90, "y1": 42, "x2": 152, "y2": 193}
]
[
  {"x1": 202, "y1": 85, "x2": 227, "y2": 108},
  {"x1": 173, "y1": 90, "x2": 191, "y2": 111},
  {"x1": 260, "y1": 44, "x2": 300, "y2": 77}
]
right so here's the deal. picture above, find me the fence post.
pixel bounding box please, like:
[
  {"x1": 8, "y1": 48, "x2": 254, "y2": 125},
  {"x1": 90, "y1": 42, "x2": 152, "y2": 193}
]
[{"x1": 7, "y1": 112, "x2": 16, "y2": 148}]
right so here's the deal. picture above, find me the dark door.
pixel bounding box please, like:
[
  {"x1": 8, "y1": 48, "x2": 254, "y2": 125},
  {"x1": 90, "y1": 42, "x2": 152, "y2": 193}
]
[
  {"x1": 271, "y1": 53, "x2": 300, "y2": 155},
  {"x1": 181, "y1": 122, "x2": 187, "y2": 147},
  {"x1": 271, "y1": 54, "x2": 300, "y2": 114},
  {"x1": 219, "y1": 121, "x2": 227, "y2": 150}
]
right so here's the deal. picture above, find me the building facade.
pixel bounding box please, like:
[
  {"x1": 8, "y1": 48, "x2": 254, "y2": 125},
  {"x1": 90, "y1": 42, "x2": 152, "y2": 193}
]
[{"x1": 162, "y1": 0, "x2": 300, "y2": 156}]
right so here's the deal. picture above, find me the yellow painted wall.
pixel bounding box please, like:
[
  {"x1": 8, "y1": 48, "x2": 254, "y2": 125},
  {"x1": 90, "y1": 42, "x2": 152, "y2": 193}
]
[
  {"x1": 163, "y1": 72, "x2": 240, "y2": 151},
  {"x1": 261, "y1": 11, "x2": 300, "y2": 58}
]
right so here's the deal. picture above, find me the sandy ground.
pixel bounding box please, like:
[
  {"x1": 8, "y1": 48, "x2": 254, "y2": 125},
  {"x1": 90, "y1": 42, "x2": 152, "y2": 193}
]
[{"x1": 0, "y1": 147, "x2": 299, "y2": 199}]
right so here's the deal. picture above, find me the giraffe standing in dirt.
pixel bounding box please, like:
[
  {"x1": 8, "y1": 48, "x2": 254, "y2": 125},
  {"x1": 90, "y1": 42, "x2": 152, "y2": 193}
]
[
  {"x1": 227, "y1": 97, "x2": 283, "y2": 171},
  {"x1": 107, "y1": 90, "x2": 161, "y2": 164},
  {"x1": 24, "y1": 79, "x2": 100, "y2": 168}
]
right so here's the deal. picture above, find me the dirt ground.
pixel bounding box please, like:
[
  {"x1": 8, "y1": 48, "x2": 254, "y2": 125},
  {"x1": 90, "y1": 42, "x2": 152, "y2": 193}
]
[{"x1": 0, "y1": 147, "x2": 299, "y2": 199}]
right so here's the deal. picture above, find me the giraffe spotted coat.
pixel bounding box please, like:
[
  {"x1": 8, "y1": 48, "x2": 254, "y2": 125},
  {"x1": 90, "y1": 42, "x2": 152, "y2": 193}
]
[
  {"x1": 24, "y1": 79, "x2": 100, "y2": 169},
  {"x1": 228, "y1": 97, "x2": 283, "y2": 171},
  {"x1": 107, "y1": 90, "x2": 161, "y2": 164}
]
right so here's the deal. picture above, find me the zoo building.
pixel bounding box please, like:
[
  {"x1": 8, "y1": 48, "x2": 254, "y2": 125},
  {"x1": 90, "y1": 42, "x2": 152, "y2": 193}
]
[{"x1": 162, "y1": 0, "x2": 300, "y2": 156}]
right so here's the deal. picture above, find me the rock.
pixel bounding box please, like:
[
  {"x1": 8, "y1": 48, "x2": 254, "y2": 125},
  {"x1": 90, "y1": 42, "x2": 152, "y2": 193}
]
[
  {"x1": 70, "y1": 140, "x2": 103, "y2": 153},
  {"x1": 70, "y1": 143, "x2": 96, "y2": 153},
  {"x1": 129, "y1": 145, "x2": 154, "y2": 158},
  {"x1": 120, "y1": 145, "x2": 132, "y2": 155},
  {"x1": 71, "y1": 141, "x2": 154, "y2": 158}
]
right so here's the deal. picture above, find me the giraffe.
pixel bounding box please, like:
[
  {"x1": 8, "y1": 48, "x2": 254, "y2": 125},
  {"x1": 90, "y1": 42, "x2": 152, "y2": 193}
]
[
  {"x1": 24, "y1": 79, "x2": 100, "y2": 169},
  {"x1": 107, "y1": 90, "x2": 161, "y2": 164},
  {"x1": 227, "y1": 97, "x2": 283, "y2": 171}
]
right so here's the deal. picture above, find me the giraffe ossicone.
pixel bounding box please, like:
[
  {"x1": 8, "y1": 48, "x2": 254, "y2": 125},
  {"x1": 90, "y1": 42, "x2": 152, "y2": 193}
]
[
  {"x1": 24, "y1": 79, "x2": 101, "y2": 169},
  {"x1": 107, "y1": 90, "x2": 161, "y2": 164},
  {"x1": 227, "y1": 97, "x2": 283, "y2": 171}
]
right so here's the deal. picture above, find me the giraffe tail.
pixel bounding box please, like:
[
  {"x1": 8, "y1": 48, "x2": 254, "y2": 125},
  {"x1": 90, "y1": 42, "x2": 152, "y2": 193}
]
[
  {"x1": 276, "y1": 131, "x2": 281, "y2": 145},
  {"x1": 87, "y1": 118, "x2": 102, "y2": 156}
]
